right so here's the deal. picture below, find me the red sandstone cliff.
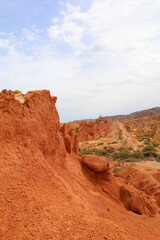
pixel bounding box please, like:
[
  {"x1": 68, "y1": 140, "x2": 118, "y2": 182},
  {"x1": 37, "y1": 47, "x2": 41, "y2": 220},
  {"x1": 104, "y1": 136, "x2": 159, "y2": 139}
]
[{"x1": 1, "y1": 90, "x2": 160, "y2": 240}]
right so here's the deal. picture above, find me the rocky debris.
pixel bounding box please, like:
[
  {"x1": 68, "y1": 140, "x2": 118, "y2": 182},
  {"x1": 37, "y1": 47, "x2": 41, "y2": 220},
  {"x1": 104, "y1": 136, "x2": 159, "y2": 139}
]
[{"x1": 82, "y1": 155, "x2": 109, "y2": 173}]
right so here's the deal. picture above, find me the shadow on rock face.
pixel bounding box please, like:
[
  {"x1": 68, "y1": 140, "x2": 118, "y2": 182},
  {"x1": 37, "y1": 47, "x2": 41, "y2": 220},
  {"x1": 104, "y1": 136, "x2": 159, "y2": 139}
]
[
  {"x1": 81, "y1": 155, "x2": 158, "y2": 217},
  {"x1": 120, "y1": 186, "x2": 158, "y2": 216},
  {"x1": 81, "y1": 155, "x2": 123, "y2": 206}
]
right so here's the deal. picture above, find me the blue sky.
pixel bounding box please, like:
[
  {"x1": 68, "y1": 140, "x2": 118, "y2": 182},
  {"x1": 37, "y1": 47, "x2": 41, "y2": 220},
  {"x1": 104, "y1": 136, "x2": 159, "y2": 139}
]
[{"x1": 0, "y1": 0, "x2": 160, "y2": 122}]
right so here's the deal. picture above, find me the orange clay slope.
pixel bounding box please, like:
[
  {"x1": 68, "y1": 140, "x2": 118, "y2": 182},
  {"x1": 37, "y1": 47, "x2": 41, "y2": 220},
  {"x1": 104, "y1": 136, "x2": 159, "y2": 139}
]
[{"x1": 0, "y1": 90, "x2": 160, "y2": 240}]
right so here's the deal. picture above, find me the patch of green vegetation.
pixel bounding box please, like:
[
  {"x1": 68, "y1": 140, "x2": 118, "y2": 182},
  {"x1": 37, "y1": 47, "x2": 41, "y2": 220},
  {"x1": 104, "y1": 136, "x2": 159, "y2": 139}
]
[
  {"x1": 97, "y1": 142, "x2": 104, "y2": 146},
  {"x1": 125, "y1": 157, "x2": 144, "y2": 162},
  {"x1": 157, "y1": 169, "x2": 160, "y2": 172},
  {"x1": 126, "y1": 127, "x2": 131, "y2": 133},
  {"x1": 112, "y1": 150, "x2": 130, "y2": 160},
  {"x1": 145, "y1": 169, "x2": 152, "y2": 171},
  {"x1": 112, "y1": 162, "x2": 133, "y2": 175},
  {"x1": 136, "y1": 135, "x2": 149, "y2": 142},
  {"x1": 152, "y1": 142, "x2": 160, "y2": 147},
  {"x1": 103, "y1": 146, "x2": 115, "y2": 153},
  {"x1": 142, "y1": 145, "x2": 158, "y2": 158},
  {"x1": 97, "y1": 135, "x2": 104, "y2": 139},
  {"x1": 136, "y1": 134, "x2": 155, "y2": 142},
  {"x1": 144, "y1": 139, "x2": 151, "y2": 145},
  {"x1": 79, "y1": 142, "x2": 160, "y2": 163},
  {"x1": 156, "y1": 155, "x2": 160, "y2": 162},
  {"x1": 79, "y1": 148, "x2": 106, "y2": 157},
  {"x1": 108, "y1": 141, "x2": 118, "y2": 145},
  {"x1": 76, "y1": 127, "x2": 79, "y2": 133},
  {"x1": 113, "y1": 167, "x2": 121, "y2": 174}
]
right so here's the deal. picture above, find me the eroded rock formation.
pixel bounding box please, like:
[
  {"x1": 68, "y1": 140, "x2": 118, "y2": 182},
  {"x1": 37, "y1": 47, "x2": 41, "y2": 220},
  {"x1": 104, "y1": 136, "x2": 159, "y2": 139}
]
[
  {"x1": 60, "y1": 124, "x2": 78, "y2": 154},
  {"x1": 82, "y1": 155, "x2": 109, "y2": 173},
  {"x1": 108, "y1": 121, "x2": 140, "y2": 150},
  {"x1": 1, "y1": 90, "x2": 160, "y2": 240}
]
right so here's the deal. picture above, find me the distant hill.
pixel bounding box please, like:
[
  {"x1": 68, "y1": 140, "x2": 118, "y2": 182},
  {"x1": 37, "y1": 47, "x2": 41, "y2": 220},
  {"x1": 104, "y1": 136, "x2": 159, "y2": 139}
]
[{"x1": 103, "y1": 107, "x2": 160, "y2": 122}]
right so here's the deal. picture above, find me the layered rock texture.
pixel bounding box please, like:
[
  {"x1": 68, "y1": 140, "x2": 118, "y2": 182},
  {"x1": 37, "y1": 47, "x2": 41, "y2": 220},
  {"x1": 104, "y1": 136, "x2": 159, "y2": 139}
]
[
  {"x1": 66, "y1": 108, "x2": 160, "y2": 152},
  {"x1": 123, "y1": 115, "x2": 160, "y2": 143},
  {"x1": 108, "y1": 121, "x2": 140, "y2": 150},
  {"x1": 1, "y1": 90, "x2": 160, "y2": 240}
]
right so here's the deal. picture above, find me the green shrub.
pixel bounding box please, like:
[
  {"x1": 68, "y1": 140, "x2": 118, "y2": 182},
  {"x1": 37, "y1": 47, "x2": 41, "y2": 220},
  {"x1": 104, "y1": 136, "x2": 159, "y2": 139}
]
[
  {"x1": 143, "y1": 145, "x2": 155, "y2": 151},
  {"x1": 79, "y1": 143, "x2": 160, "y2": 163},
  {"x1": 156, "y1": 155, "x2": 160, "y2": 162},
  {"x1": 142, "y1": 145, "x2": 158, "y2": 158},
  {"x1": 113, "y1": 167, "x2": 120, "y2": 174},
  {"x1": 76, "y1": 127, "x2": 79, "y2": 133},
  {"x1": 97, "y1": 142, "x2": 104, "y2": 146},
  {"x1": 152, "y1": 142, "x2": 160, "y2": 147},
  {"x1": 112, "y1": 149, "x2": 132, "y2": 160},
  {"x1": 103, "y1": 146, "x2": 115, "y2": 153},
  {"x1": 108, "y1": 141, "x2": 118, "y2": 144}
]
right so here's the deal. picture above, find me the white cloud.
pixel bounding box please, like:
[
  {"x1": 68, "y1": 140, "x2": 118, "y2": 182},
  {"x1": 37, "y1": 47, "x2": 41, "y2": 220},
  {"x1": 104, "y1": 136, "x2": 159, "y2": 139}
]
[
  {"x1": 21, "y1": 26, "x2": 41, "y2": 42},
  {"x1": 48, "y1": 0, "x2": 156, "y2": 53},
  {"x1": 0, "y1": 38, "x2": 10, "y2": 49},
  {"x1": 47, "y1": 0, "x2": 160, "y2": 120},
  {"x1": 48, "y1": 21, "x2": 86, "y2": 53}
]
